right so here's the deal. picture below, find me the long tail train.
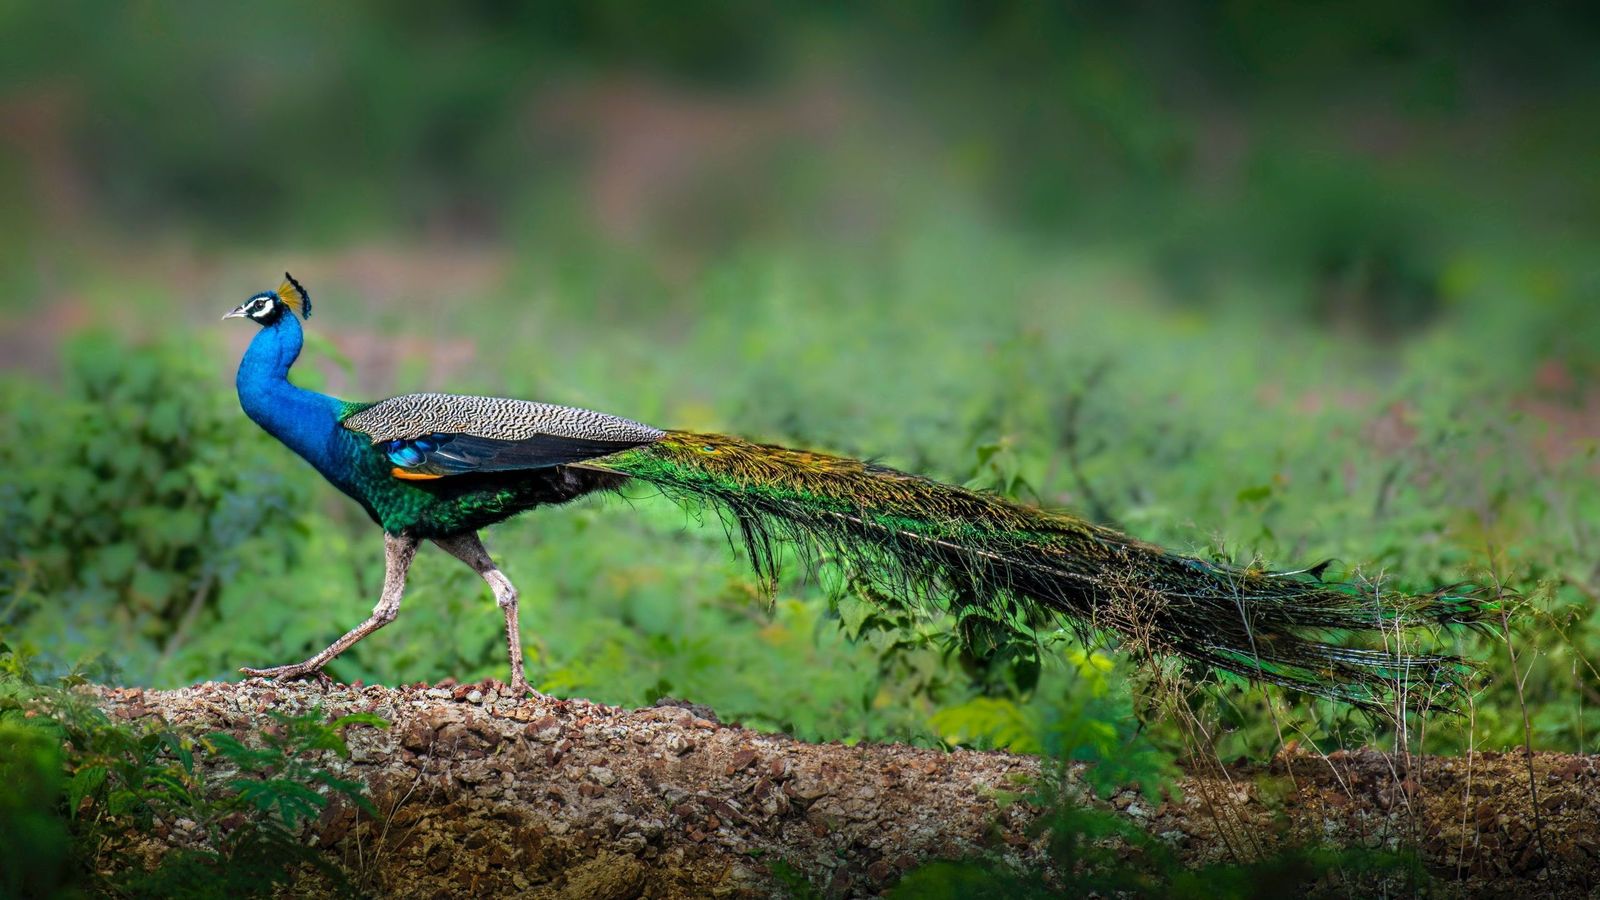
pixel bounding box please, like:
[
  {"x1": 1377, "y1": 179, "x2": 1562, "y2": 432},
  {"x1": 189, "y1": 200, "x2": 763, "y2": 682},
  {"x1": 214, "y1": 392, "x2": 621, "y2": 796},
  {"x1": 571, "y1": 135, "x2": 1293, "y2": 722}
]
[{"x1": 588, "y1": 430, "x2": 1491, "y2": 710}]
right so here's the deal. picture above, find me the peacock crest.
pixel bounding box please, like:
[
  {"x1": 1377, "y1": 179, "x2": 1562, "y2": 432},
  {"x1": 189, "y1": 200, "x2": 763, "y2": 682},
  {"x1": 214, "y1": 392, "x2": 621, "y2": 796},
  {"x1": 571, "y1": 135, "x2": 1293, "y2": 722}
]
[{"x1": 277, "y1": 272, "x2": 312, "y2": 319}]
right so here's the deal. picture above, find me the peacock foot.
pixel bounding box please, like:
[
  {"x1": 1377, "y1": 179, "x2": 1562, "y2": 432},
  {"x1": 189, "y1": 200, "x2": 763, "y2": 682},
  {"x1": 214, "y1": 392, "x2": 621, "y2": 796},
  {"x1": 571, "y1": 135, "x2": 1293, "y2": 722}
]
[
  {"x1": 240, "y1": 663, "x2": 334, "y2": 687},
  {"x1": 506, "y1": 675, "x2": 533, "y2": 700}
]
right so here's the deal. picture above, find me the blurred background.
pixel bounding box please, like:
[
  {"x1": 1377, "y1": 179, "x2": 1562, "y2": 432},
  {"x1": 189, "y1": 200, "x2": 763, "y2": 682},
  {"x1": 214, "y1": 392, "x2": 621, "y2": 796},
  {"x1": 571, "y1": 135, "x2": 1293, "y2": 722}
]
[{"x1": 2, "y1": 2, "x2": 1598, "y2": 760}]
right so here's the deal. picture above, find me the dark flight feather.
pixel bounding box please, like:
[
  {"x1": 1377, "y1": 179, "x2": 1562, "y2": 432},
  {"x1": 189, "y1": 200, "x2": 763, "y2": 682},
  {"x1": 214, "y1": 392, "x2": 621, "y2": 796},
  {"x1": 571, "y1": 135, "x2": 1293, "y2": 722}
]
[{"x1": 382, "y1": 431, "x2": 659, "y2": 476}]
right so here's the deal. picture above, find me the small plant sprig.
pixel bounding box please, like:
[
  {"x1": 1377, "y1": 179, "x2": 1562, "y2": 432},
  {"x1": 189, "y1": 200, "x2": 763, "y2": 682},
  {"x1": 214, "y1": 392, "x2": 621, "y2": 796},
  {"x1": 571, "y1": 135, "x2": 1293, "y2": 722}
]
[
  {"x1": 0, "y1": 644, "x2": 388, "y2": 898},
  {"x1": 206, "y1": 709, "x2": 385, "y2": 832}
]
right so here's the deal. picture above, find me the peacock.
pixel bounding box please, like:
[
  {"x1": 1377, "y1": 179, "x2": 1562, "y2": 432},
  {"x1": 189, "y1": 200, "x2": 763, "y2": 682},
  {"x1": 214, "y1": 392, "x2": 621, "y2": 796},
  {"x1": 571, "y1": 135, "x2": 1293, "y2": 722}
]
[{"x1": 225, "y1": 274, "x2": 1488, "y2": 706}]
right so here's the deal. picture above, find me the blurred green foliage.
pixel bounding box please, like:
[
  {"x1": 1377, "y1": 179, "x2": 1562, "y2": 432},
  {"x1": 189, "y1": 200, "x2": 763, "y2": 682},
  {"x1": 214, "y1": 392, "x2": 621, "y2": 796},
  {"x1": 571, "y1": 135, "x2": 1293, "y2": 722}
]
[
  {"x1": 2, "y1": 0, "x2": 1598, "y2": 774},
  {"x1": 0, "y1": 333, "x2": 305, "y2": 666},
  {"x1": 5, "y1": 234, "x2": 1597, "y2": 759}
]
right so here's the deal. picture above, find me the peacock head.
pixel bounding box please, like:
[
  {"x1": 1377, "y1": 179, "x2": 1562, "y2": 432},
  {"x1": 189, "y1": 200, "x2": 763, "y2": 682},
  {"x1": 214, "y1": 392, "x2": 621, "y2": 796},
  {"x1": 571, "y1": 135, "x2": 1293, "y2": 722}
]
[{"x1": 223, "y1": 273, "x2": 312, "y2": 326}]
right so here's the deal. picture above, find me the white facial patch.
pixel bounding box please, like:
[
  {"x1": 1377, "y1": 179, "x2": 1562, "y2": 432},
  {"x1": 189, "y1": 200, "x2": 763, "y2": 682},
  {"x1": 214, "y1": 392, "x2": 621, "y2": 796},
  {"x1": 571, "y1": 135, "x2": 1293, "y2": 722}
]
[{"x1": 249, "y1": 298, "x2": 275, "y2": 319}]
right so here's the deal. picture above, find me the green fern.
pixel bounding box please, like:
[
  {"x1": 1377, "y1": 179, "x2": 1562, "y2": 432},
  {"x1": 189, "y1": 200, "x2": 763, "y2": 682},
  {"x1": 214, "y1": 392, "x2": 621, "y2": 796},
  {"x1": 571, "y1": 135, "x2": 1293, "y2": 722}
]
[{"x1": 0, "y1": 646, "x2": 387, "y2": 898}]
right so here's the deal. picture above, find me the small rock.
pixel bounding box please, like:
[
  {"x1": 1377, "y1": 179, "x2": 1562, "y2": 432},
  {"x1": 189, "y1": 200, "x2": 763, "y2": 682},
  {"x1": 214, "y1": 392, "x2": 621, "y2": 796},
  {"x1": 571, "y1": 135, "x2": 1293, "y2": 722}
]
[
  {"x1": 524, "y1": 716, "x2": 562, "y2": 742},
  {"x1": 425, "y1": 688, "x2": 451, "y2": 700},
  {"x1": 589, "y1": 766, "x2": 618, "y2": 787},
  {"x1": 756, "y1": 787, "x2": 788, "y2": 818},
  {"x1": 1513, "y1": 844, "x2": 1545, "y2": 874},
  {"x1": 703, "y1": 797, "x2": 741, "y2": 824},
  {"x1": 786, "y1": 779, "x2": 830, "y2": 801},
  {"x1": 458, "y1": 764, "x2": 494, "y2": 785},
  {"x1": 400, "y1": 722, "x2": 435, "y2": 752},
  {"x1": 1555, "y1": 759, "x2": 1589, "y2": 781},
  {"x1": 467, "y1": 690, "x2": 484, "y2": 704},
  {"x1": 653, "y1": 697, "x2": 720, "y2": 723},
  {"x1": 487, "y1": 844, "x2": 515, "y2": 867},
  {"x1": 436, "y1": 723, "x2": 488, "y2": 758},
  {"x1": 727, "y1": 749, "x2": 757, "y2": 774}
]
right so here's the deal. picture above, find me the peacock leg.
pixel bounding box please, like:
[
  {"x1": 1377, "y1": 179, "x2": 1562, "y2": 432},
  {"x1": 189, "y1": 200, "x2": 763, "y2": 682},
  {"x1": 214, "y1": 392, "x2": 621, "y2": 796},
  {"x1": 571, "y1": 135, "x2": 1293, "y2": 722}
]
[
  {"x1": 432, "y1": 531, "x2": 531, "y2": 698},
  {"x1": 241, "y1": 532, "x2": 419, "y2": 681}
]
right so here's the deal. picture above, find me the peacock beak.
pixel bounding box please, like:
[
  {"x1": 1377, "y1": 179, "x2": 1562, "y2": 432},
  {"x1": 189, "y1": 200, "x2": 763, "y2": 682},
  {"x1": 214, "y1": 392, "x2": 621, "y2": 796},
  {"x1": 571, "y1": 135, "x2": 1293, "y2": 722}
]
[{"x1": 222, "y1": 305, "x2": 248, "y2": 320}]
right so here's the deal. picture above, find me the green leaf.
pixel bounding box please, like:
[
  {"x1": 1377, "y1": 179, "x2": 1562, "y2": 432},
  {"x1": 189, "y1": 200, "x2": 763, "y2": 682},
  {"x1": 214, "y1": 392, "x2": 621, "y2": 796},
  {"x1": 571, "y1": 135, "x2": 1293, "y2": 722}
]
[
  {"x1": 234, "y1": 778, "x2": 329, "y2": 828},
  {"x1": 326, "y1": 712, "x2": 389, "y2": 731},
  {"x1": 1235, "y1": 484, "x2": 1272, "y2": 504},
  {"x1": 68, "y1": 765, "x2": 108, "y2": 817},
  {"x1": 106, "y1": 788, "x2": 140, "y2": 817},
  {"x1": 206, "y1": 732, "x2": 280, "y2": 770},
  {"x1": 156, "y1": 732, "x2": 195, "y2": 772},
  {"x1": 96, "y1": 542, "x2": 139, "y2": 581}
]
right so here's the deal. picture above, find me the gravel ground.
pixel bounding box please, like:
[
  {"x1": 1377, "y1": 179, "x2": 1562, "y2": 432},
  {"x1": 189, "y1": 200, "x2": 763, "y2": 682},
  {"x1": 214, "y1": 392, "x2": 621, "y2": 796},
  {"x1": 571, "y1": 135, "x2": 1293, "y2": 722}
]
[{"x1": 89, "y1": 680, "x2": 1600, "y2": 898}]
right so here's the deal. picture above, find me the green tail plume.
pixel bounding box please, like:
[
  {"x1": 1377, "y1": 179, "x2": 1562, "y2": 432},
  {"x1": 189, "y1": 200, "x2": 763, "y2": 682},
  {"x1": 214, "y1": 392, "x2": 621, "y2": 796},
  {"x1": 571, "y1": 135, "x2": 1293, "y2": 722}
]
[{"x1": 590, "y1": 431, "x2": 1492, "y2": 710}]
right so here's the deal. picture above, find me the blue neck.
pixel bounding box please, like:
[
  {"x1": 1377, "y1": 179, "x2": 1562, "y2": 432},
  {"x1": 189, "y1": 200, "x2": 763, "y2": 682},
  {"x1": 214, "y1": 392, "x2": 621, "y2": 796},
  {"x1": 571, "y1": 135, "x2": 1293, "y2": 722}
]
[{"x1": 236, "y1": 314, "x2": 346, "y2": 473}]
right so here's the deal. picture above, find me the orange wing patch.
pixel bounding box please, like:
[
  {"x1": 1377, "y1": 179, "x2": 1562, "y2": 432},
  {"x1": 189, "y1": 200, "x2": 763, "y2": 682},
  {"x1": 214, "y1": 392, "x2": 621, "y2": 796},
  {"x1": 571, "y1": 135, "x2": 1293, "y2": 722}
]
[{"x1": 391, "y1": 468, "x2": 444, "y2": 481}]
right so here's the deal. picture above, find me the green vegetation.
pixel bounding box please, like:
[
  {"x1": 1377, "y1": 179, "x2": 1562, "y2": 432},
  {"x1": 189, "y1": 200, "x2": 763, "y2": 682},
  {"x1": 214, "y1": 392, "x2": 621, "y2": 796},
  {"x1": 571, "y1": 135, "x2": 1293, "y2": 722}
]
[
  {"x1": 5, "y1": 230, "x2": 1596, "y2": 756},
  {"x1": 884, "y1": 773, "x2": 1430, "y2": 900},
  {"x1": 0, "y1": 645, "x2": 383, "y2": 898},
  {"x1": 1, "y1": 6, "x2": 1597, "y2": 890},
  {"x1": 0, "y1": 646, "x2": 1421, "y2": 897}
]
